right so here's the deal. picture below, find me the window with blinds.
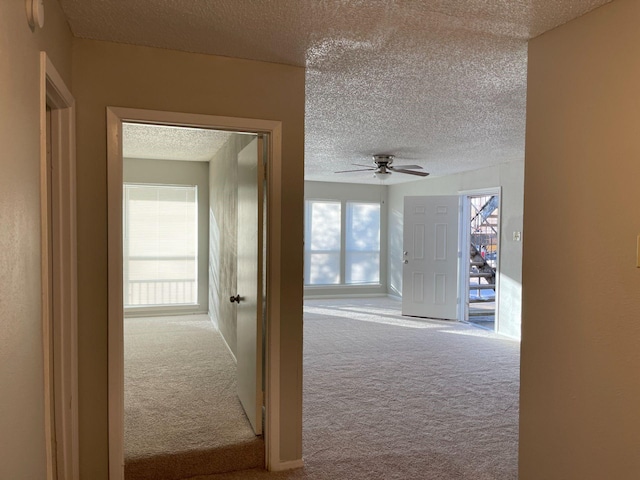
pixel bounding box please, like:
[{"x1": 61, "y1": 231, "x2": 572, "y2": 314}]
[
  {"x1": 123, "y1": 184, "x2": 198, "y2": 307},
  {"x1": 304, "y1": 201, "x2": 342, "y2": 285},
  {"x1": 304, "y1": 200, "x2": 381, "y2": 286},
  {"x1": 345, "y1": 202, "x2": 380, "y2": 284}
]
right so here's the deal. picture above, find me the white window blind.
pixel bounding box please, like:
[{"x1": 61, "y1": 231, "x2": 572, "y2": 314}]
[
  {"x1": 346, "y1": 202, "x2": 380, "y2": 284},
  {"x1": 123, "y1": 184, "x2": 198, "y2": 307},
  {"x1": 304, "y1": 201, "x2": 341, "y2": 285},
  {"x1": 304, "y1": 200, "x2": 381, "y2": 286}
]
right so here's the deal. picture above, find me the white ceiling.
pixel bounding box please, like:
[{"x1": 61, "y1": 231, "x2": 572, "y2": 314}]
[{"x1": 60, "y1": 0, "x2": 612, "y2": 184}]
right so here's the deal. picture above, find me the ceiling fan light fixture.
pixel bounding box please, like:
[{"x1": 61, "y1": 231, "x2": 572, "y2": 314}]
[{"x1": 373, "y1": 168, "x2": 391, "y2": 179}]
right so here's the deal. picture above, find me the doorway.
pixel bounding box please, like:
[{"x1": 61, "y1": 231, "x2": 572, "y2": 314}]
[
  {"x1": 40, "y1": 52, "x2": 79, "y2": 480},
  {"x1": 461, "y1": 191, "x2": 500, "y2": 331},
  {"x1": 107, "y1": 108, "x2": 284, "y2": 479},
  {"x1": 399, "y1": 192, "x2": 501, "y2": 330},
  {"x1": 120, "y1": 124, "x2": 264, "y2": 477}
]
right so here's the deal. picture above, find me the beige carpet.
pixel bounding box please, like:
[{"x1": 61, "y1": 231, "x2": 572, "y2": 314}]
[
  {"x1": 124, "y1": 314, "x2": 264, "y2": 480},
  {"x1": 195, "y1": 296, "x2": 520, "y2": 480}
]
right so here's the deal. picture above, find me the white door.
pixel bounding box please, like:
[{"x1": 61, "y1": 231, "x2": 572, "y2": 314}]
[
  {"x1": 236, "y1": 137, "x2": 263, "y2": 435},
  {"x1": 402, "y1": 195, "x2": 460, "y2": 320}
]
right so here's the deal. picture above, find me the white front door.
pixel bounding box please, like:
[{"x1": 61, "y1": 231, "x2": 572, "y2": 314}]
[
  {"x1": 402, "y1": 195, "x2": 460, "y2": 320},
  {"x1": 236, "y1": 137, "x2": 263, "y2": 435}
]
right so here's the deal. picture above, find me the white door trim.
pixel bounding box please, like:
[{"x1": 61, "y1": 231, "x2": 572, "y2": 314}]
[
  {"x1": 458, "y1": 187, "x2": 502, "y2": 330},
  {"x1": 40, "y1": 52, "x2": 79, "y2": 480},
  {"x1": 106, "y1": 107, "x2": 284, "y2": 478}
]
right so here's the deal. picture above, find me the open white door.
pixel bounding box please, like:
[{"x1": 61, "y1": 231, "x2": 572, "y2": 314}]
[
  {"x1": 235, "y1": 136, "x2": 264, "y2": 435},
  {"x1": 402, "y1": 195, "x2": 459, "y2": 320}
]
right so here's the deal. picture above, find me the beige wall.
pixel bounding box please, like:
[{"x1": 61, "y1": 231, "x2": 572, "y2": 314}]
[
  {"x1": 521, "y1": 0, "x2": 640, "y2": 477},
  {"x1": 0, "y1": 0, "x2": 72, "y2": 478},
  {"x1": 387, "y1": 161, "x2": 524, "y2": 338},
  {"x1": 72, "y1": 39, "x2": 305, "y2": 477},
  {"x1": 209, "y1": 134, "x2": 254, "y2": 355}
]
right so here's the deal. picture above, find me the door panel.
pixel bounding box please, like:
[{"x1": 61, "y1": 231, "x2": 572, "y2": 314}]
[
  {"x1": 402, "y1": 196, "x2": 459, "y2": 320},
  {"x1": 236, "y1": 137, "x2": 263, "y2": 435}
]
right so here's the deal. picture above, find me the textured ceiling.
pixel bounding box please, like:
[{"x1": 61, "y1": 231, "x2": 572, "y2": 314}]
[
  {"x1": 60, "y1": 0, "x2": 612, "y2": 184},
  {"x1": 123, "y1": 123, "x2": 233, "y2": 162}
]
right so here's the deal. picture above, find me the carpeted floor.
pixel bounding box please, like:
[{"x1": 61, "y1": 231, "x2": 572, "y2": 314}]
[
  {"x1": 124, "y1": 314, "x2": 264, "y2": 480},
  {"x1": 126, "y1": 297, "x2": 520, "y2": 480},
  {"x1": 195, "y1": 296, "x2": 520, "y2": 480}
]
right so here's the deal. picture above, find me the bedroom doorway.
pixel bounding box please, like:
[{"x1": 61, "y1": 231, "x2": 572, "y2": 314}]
[
  {"x1": 121, "y1": 124, "x2": 263, "y2": 478},
  {"x1": 107, "y1": 108, "x2": 283, "y2": 479}
]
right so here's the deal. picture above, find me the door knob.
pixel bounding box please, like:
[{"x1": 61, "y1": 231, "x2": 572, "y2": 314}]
[{"x1": 230, "y1": 294, "x2": 241, "y2": 304}]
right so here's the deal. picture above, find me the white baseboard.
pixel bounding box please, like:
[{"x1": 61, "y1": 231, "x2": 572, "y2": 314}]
[
  {"x1": 304, "y1": 293, "x2": 389, "y2": 300},
  {"x1": 270, "y1": 459, "x2": 304, "y2": 471},
  {"x1": 217, "y1": 326, "x2": 237, "y2": 364},
  {"x1": 304, "y1": 293, "x2": 403, "y2": 302},
  {"x1": 208, "y1": 310, "x2": 218, "y2": 329},
  {"x1": 124, "y1": 309, "x2": 208, "y2": 318}
]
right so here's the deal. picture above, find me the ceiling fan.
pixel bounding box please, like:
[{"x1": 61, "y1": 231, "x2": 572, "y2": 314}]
[{"x1": 335, "y1": 155, "x2": 429, "y2": 178}]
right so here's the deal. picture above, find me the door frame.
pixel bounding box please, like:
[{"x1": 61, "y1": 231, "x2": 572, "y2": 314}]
[
  {"x1": 106, "y1": 107, "x2": 284, "y2": 479},
  {"x1": 458, "y1": 187, "x2": 502, "y2": 330},
  {"x1": 40, "y1": 52, "x2": 79, "y2": 480}
]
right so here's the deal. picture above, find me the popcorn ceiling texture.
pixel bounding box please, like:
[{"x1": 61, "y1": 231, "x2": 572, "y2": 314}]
[
  {"x1": 123, "y1": 123, "x2": 233, "y2": 162},
  {"x1": 62, "y1": 0, "x2": 611, "y2": 184}
]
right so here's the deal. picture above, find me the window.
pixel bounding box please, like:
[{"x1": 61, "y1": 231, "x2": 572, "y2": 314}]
[
  {"x1": 304, "y1": 200, "x2": 381, "y2": 286},
  {"x1": 305, "y1": 201, "x2": 341, "y2": 285},
  {"x1": 123, "y1": 184, "x2": 198, "y2": 307},
  {"x1": 346, "y1": 202, "x2": 380, "y2": 284}
]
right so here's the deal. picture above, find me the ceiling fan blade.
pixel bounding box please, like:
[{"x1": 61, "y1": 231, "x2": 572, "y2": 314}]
[
  {"x1": 391, "y1": 164, "x2": 423, "y2": 170},
  {"x1": 334, "y1": 167, "x2": 375, "y2": 173},
  {"x1": 392, "y1": 168, "x2": 430, "y2": 177},
  {"x1": 352, "y1": 163, "x2": 375, "y2": 168}
]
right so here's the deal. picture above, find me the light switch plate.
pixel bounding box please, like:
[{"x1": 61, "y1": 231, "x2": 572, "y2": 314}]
[{"x1": 513, "y1": 231, "x2": 522, "y2": 242}]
